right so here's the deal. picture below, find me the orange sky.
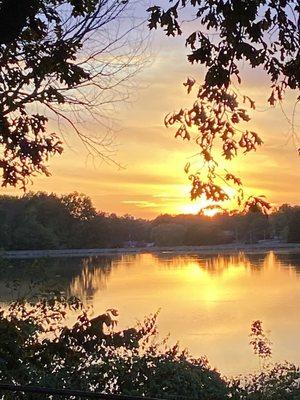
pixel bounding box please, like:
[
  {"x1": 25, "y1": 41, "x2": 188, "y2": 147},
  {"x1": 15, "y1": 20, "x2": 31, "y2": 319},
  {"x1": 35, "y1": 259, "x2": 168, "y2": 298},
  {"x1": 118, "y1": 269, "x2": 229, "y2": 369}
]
[{"x1": 1, "y1": 32, "x2": 299, "y2": 218}]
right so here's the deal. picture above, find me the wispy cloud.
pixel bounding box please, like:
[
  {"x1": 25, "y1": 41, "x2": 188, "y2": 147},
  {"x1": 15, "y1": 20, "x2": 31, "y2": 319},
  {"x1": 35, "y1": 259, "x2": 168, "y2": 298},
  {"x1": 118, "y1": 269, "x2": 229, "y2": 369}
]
[
  {"x1": 122, "y1": 200, "x2": 160, "y2": 208},
  {"x1": 1, "y1": 38, "x2": 299, "y2": 217}
]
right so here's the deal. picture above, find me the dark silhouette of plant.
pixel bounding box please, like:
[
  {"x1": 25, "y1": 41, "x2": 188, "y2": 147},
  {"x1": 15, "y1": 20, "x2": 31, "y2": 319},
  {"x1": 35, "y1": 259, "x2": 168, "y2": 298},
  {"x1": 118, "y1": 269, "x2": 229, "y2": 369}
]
[
  {"x1": 0, "y1": 0, "x2": 147, "y2": 188},
  {"x1": 1, "y1": 191, "x2": 300, "y2": 250},
  {"x1": 249, "y1": 320, "x2": 272, "y2": 369},
  {"x1": 0, "y1": 295, "x2": 229, "y2": 400},
  {"x1": 147, "y1": 1, "x2": 299, "y2": 210},
  {"x1": 287, "y1": 210, "x2": 300, "y2": 242},
  {"x1": 1, "y1": 295, "x2": 300, "y2": 399},
  {"x1": 231, "y1": 362, "x2": 300, "y2": 400}
]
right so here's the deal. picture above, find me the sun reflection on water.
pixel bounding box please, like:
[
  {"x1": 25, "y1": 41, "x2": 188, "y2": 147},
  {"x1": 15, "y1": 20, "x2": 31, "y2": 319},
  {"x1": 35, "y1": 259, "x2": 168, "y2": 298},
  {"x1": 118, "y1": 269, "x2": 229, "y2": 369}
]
[
  {"x1": 66, "y1": 251, "x2": 300, "y2": 375},
  {"x1": 2, "y1": 251, "x2": 299, "y2": 376}
]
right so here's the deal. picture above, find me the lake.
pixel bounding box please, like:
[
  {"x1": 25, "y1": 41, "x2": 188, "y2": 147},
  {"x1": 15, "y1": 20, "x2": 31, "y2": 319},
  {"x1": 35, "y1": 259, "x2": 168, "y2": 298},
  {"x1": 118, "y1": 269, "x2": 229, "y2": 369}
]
[{"x1": 1, "y1": 251, "x2": 300, "y2": 376}]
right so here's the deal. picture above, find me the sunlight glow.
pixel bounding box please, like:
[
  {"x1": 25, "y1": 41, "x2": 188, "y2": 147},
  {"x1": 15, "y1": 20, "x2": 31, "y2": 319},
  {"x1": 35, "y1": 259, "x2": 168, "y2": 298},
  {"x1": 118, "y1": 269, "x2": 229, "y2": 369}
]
[
  {"x1": 177, "y1": 186, "x2": 238, "y2": 217},
  {"x1": 202, "y1": 207, "x2": 221, "y2": 217},
  {"x1": 179, "y1": 199, "x2": 221, "y2": 217}
]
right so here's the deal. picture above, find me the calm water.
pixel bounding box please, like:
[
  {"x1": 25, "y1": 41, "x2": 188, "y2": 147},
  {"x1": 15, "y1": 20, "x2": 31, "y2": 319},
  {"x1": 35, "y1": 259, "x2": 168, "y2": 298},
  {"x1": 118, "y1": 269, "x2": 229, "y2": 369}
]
[{"x1": 1, "y1": 251, "x2": 300, "y2": 375}]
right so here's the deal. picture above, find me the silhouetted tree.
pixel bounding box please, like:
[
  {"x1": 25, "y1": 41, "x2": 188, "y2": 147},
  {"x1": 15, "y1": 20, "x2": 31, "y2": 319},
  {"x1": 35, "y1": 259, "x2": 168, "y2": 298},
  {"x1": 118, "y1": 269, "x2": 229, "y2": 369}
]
[
  {"x1": 0, "y1": 192, "x2": 154, "y2": 250},
  {"x1": 0, "y1": 192, "x2": 299, "y2": 250},
  {"x1": 151, "y1": 223, "x2": 187, "y2": 246},
  {"x1": 61, "y1": 193, "x2": 97, "y2": 221},
  {"x1": 148, "y1": 1, "x2": 299, "y2": 209},
  {"x1": 287, "y1": 210, "x2": 300, "y2": 243},
  {"x1": 0, "y1": 0, "x2": 147, "y2": 188}
]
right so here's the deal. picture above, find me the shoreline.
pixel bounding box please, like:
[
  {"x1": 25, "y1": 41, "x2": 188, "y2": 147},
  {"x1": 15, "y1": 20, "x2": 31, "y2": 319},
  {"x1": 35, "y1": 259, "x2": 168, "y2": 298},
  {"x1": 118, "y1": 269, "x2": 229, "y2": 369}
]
[{"x1": 2, "y1": 243, "x2": 300, "y2": 259}]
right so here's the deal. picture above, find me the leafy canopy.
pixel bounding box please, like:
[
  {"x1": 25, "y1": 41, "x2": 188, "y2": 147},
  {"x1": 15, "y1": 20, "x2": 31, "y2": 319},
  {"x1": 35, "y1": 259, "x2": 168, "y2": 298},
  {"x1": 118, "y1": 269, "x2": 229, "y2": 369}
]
[
  {"x1": 147, "y1": 0, "x2": 299, "y2": 210},
  {"x1": 0, "y1": 0, "x2": 145, "y2": 188}
]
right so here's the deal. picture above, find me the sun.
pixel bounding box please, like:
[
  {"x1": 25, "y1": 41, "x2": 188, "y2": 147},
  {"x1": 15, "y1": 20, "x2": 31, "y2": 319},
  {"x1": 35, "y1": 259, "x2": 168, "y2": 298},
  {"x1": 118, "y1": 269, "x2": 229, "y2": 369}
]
[
  {"x1": 179, "y1": 198, "x2": 220, "y2": 217},
  {"x1": 180, "y1": 202, "x2": 204, "y2": 215},
  {"x1": 202, "y1": 207, "x2": 221, "y2": 217},
  {"x1": 174, "y1": 185, "x2": 237, "y2": 217}
]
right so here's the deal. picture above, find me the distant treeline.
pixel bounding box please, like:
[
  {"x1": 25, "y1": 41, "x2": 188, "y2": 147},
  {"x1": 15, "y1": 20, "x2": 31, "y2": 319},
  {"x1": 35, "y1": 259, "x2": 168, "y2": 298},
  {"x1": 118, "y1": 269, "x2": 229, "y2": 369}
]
[{"x1": 0, "y1": 192, "x2": 299, "y2": 250}]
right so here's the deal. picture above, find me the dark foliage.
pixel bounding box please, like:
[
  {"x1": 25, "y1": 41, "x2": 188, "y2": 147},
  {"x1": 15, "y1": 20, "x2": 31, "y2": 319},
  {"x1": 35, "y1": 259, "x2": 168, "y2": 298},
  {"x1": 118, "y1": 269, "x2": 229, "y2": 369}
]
[
  {"x1": 287, "y1": 210, "x2": 300, "y2": 243},
  {"x1": 0, "y1": 0, "x2": 145, "y2": 188},
  {"x1": 0, "y1": 296, "x2": 300, "y2": 399},
  {"x1": 147, "y1": 0, "x2": 300, "y2": 209},
  {"x1": 0, "y1": 296, "x2": 229, "y2": 400},
  {"x1": 0, "y1": 192, "x2": 150, "y2": 250},
  {"x1": 0, "y1": 192, "x2": 299, "y2": 250}
]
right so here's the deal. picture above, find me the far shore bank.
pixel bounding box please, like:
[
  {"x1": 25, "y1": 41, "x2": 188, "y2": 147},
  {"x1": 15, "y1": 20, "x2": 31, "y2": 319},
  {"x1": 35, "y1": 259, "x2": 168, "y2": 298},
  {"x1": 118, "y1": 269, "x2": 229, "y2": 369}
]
[{"x1": 2, "y1": 243, "x2": 300, "y2": 259}]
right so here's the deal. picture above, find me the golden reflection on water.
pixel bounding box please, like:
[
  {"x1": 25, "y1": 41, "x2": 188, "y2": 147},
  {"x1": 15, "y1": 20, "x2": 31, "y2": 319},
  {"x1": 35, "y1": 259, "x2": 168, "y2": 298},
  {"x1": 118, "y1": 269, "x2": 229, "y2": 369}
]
[{"x1": 68, "y1": 252, "x2": 300, "y2": 375}]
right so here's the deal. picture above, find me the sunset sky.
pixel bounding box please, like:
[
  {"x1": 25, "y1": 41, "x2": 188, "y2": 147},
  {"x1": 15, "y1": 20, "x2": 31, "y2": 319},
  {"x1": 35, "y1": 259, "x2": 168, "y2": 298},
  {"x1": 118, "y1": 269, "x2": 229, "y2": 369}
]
[{"x1": 1, "y1": 20, "x2": 299, "y2": 218}]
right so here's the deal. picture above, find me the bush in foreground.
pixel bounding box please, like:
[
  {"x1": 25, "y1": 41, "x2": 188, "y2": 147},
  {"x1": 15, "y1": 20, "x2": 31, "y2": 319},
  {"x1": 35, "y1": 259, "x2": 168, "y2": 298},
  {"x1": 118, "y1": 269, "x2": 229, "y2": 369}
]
[{"x1": 0, "y1": 296, "x2": 299, "y2": 399}]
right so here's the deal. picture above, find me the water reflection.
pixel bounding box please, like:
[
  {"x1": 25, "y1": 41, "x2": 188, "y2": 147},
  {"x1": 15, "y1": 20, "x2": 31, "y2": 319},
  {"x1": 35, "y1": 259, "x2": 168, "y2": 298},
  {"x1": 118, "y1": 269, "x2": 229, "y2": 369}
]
[
  {"x1": 1, "y1": 251, "x2": 300, "y2": 375},
  {"x1": 70, "y1": 257, "x2": 115, "y2": 300},
  {"x1": 68, "y1": 252, "x2": 300, "y2": 302}
]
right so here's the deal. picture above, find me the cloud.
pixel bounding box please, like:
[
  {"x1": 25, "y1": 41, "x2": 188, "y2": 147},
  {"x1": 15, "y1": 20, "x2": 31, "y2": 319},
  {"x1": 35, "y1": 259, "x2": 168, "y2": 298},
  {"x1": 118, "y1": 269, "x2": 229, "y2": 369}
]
[
  {"x1": 2, "y1": 29, "x2": 299, "y2": 218},
  {"x1": 122, "y1": 200, "x2": 161, "y2": 208}
]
